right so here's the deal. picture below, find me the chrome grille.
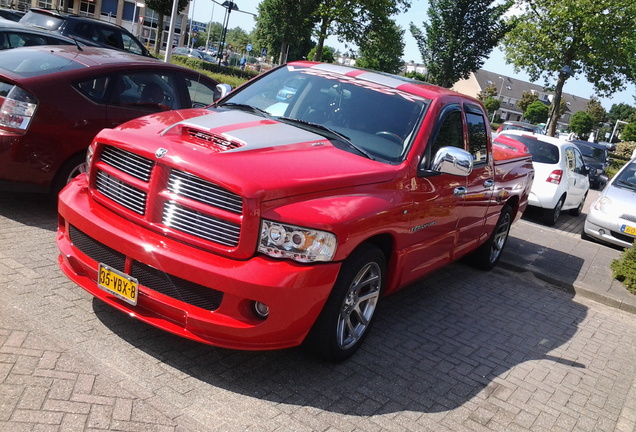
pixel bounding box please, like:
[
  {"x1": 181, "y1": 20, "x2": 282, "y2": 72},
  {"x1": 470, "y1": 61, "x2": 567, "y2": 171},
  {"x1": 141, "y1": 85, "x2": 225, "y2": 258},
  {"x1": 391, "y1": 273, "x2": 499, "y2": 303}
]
[
  {"x1": 101, "y1": 146, "x2": 154, "y2": 182},
  {"x1": 168, "y1": 169, "x2": 243, "y2": 214},
  {"x1": 96, "y1": 171, "x2": 147, "y2": 214},
  {"x1": 163, "y1": 202, "x2": 240, "y2": 247}
]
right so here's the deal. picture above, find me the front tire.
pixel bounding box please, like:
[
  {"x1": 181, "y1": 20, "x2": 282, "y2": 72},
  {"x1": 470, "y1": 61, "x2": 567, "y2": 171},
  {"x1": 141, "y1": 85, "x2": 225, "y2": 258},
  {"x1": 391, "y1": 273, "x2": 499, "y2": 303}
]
[{"x1": 304, "y1": 244, "x2": 385, "y2": 362}]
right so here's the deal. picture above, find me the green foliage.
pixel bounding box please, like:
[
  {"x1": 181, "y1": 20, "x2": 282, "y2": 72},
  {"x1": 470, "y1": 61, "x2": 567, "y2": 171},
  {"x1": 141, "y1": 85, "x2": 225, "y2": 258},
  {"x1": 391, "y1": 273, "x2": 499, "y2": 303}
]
[
  {"x1": 587, "y1": 97, "x2": 608, "y2": 125},
  {"x1": 517, "y1": 91, "x2": 539, "y2": 113},
  {"x1": 410, "y1": 0, "x2": 514, "y2": 88},
  {"x1": 569, "y1": 111, "x2": 594, "y2": 138},
  {"x1": 312, "y1": 0, "x2": 410, "y2": 62},
  {"x1": 608, "y1": 103, "x2": 636, "y2": 123},
  {"x1": 477, "y1": 83, "x2": 498, "y2": 101},
  {"x1": 482, "y1": 97, "x2": 500, "y2": 116},
  {"x1": 253, "y1": 0, "x2": 317, "y2": 63},
  {"x1": 622, "y1": 123, "x2": 636, "y2": 142},
  {"x1": 404, "y1": 71, "x2": 428, "y2": 82},
  {"x1": 524, "y1": 100, "x2": 549, "y2": 124},
  {"x1": 170, "y1": 56, "x2": 254, "y2": 87},
  {"x1": 611, "y1": 246, "x2": 636, "y2": 292},
  {"x1": 307, "y1": 45, "x2": 335, "y2": 63},
  {"x1": 355, "y1": 18, "x2": 405, "y2": 74},
  {"x1": 614, "y1": 141, "x2": 636, "y2": 160}
]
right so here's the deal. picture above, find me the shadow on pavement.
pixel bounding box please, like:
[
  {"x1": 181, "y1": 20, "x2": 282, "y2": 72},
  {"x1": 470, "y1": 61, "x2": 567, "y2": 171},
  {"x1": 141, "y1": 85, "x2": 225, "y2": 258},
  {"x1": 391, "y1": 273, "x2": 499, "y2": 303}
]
[
  {"x1": 0, "y1": 192, "x2": 58, "y2": 232},
  {"x1": 93, "y1": 256, "x2": 588, "y2": 415}
]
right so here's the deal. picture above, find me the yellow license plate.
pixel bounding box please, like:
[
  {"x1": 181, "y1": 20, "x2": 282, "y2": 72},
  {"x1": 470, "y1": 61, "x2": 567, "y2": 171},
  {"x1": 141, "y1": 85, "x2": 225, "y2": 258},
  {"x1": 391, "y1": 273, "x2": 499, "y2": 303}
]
[
  {"x1": 98, "y1": 263, "x2": 139, "y2": 306},
  {"x1": 621, "y1": 225, "x2": 636, "y2": 237}
]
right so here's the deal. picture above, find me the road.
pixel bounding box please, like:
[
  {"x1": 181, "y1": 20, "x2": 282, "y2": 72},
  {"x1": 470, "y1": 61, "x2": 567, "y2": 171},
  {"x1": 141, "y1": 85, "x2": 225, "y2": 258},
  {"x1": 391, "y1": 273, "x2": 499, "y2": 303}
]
[{"x1": 1, "y1": 190, "x2": 636, "y2": 432}]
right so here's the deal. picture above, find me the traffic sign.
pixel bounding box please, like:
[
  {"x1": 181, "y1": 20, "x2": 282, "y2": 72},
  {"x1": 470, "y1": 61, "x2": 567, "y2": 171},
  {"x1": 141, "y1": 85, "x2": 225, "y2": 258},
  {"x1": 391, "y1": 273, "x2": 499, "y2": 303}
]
[{"x1": 246, "y1": 44, "x2": 252, "y2": 52}]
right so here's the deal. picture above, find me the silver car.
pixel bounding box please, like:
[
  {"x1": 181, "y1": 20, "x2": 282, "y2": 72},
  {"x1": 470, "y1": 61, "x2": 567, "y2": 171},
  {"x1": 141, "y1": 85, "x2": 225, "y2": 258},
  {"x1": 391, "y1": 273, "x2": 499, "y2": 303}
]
[{"x1": 583, "y1": 158, "x2": 636, "y2": 248}]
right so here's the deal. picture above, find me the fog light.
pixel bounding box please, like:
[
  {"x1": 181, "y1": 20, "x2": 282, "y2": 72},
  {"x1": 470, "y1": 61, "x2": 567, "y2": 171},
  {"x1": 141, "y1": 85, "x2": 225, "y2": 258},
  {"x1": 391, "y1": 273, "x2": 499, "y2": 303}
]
[
  {"x1": 253, "y1": 301, "x2": 270, "y2": 319},
  {"x1": 598, "y1": 229, "x2": 606, "y2": 236}
]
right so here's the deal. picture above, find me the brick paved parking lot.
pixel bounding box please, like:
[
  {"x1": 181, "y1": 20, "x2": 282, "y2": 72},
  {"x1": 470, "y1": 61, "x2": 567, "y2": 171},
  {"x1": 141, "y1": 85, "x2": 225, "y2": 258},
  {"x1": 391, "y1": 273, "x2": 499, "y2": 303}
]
[{"x1": 2, "y1": 192, "x2": 636, "y2": 432}]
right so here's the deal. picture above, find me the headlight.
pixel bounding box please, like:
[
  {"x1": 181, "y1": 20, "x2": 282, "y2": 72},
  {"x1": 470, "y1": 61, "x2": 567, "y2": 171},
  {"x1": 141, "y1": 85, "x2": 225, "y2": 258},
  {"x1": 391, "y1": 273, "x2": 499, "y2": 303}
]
[
  {"x1": 259, "y1": 220, "x2": 337, "y2": 262},
  {"x1": 592, "y1": 196, "x2": 612, "y2": 214},
  {"x1": 85, "y1": 144, "x2": 95, "y2": 181}
]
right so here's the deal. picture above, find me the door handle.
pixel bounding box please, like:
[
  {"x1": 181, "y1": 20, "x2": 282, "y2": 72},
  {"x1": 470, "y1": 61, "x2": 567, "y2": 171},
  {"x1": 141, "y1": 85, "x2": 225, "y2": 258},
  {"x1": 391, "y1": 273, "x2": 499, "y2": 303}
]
[
  {"x1": 454, "y1": 187, "x2": 467, "y2": 196},
  {"x1": 484, "y1": 179, "x2": 495, "y2": 188}
]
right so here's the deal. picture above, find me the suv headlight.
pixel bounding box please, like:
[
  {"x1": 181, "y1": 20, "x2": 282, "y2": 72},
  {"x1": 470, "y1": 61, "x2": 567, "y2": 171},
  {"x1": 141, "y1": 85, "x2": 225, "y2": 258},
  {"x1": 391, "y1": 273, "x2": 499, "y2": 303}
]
[{"x1": 259, "y1": 220, "x2": 337, "y2": 262}]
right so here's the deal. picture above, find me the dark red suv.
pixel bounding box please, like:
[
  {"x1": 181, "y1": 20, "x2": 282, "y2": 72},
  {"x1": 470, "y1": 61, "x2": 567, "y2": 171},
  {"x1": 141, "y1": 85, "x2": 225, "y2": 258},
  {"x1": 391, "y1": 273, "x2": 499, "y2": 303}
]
[{"x1": 0, "y1": 46, "x2": 222, "y2": 196}]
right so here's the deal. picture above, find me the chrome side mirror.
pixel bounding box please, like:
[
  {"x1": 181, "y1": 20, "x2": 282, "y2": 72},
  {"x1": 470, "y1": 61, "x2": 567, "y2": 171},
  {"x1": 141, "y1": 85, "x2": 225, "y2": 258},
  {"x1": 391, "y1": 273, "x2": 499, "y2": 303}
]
[
  {"x1": 430, "y1": 146, "x2": 473, "y2": 176},
  {"x1": 215, "y1": 83, "x2": 232, "y2": 101}
]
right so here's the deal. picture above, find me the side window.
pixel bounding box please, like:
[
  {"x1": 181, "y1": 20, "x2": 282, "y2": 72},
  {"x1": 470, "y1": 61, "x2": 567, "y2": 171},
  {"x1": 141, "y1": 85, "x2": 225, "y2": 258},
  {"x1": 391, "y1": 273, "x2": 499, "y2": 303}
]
[
  {"x1": 465, "y1": 111, "x2": 488, "y2": 163},
  {"x1": 76, "y1": 76, "x2": 111, "y2": 103},
  {"x1": 97, "y1": 27, "x2": 122, "y2": 49},
  {"x1": 564, "y1": 148, "x2": 576, "y2": 172},
  {"x1": 429, "y1": 109, "x2": 464, "y2": 162},
  {"x1": 121, "y1": 33, "x2": 144, "y2": 55},
  {"x1": 185, "y1": 74, "x2": 218, "y2": 108},
  {"x1": 572, "y1": 147, "x2": 586, "y2": 174},
  {"x1": 110, "y1": 72, "x2": 177, "y2": 111}
]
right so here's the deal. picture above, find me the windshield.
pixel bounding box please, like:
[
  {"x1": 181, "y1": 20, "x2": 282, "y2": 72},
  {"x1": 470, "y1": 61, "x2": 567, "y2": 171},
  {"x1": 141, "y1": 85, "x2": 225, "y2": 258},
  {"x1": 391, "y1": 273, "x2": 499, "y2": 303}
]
[
  {"x1": 20, "y1": 11, "x2": 64, "y2": 30},
  {"x1": 218, "y1": 65, "x2": 429, "y2": 163},
  {"x1": 501, "y1": 133, "x2": 559, "y2": 164},
  {"x1": 615, "y1": 162, "x2": 636, "y2": 191},
  {"x1": 575, "y1": 143, "x2": 606, "y2": 161}
]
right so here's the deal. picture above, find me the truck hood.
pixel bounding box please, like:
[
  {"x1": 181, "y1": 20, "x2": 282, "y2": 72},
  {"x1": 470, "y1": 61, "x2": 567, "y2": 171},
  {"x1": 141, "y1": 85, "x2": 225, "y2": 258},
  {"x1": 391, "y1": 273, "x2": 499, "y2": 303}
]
[{"x1": 105, "y1": 108, "x2": 399, "y2": 201}]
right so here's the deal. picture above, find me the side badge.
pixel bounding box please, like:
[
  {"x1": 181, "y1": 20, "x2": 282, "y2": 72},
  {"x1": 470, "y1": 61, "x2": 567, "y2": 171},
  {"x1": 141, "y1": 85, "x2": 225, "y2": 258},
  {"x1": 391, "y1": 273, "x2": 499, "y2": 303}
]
[{"x1": 155, "y1": 148, "x2": 168, "y2": 158}]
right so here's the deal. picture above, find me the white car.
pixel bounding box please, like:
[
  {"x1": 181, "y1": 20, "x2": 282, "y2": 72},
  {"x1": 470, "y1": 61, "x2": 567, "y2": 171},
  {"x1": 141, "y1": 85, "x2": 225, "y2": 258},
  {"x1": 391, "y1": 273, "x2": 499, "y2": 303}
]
[
  {"x1": 496, "y1": 131, "x2": 590, "y2": 225},
  {"x1": 583, "y1": 158, "x2": 636, "y2": 248}
]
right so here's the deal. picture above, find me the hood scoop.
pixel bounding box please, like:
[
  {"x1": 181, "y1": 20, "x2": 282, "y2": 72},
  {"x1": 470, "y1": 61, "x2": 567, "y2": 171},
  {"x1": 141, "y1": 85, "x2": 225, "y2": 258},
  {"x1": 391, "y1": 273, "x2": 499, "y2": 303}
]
[{"x1": 184, "y1": 127, "x2": 244, "y2": 152}]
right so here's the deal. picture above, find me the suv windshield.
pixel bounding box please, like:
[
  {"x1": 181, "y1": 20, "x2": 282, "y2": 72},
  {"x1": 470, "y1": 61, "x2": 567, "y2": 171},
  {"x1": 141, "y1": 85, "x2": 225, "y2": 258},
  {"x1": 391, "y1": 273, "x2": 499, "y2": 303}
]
[
  {"x1": 218, "y1": 65, "x2": 429, "y2": 163},
  {"x1": 0, "y1": 50, "x2": 84, "y2": 77},
  {"x1": 574, "y1": 142, "x2": 606, "y2": 162},
  {"x1": 20, "y1": 11, "x2": 64, "y2": 30}
]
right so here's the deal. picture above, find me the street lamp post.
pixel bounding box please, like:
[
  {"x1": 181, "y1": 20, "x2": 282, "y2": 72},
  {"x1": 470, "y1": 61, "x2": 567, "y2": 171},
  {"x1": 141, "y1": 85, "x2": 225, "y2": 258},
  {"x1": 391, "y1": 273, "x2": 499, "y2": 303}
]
[
  {"x1": 491, "y1": 76, "x2": 505, "y2": 123},
  {"x1": 217, "y1": 1, "x2": 238, "y2": 66}
]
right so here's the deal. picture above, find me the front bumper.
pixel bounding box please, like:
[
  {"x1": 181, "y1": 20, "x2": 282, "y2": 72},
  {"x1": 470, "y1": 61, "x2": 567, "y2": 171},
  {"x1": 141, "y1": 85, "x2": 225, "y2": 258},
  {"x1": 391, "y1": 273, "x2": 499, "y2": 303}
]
[
  {"x1": 584, "y1": 209, "x2": 636, "y2": 249},
  {"x1": 57, "y1": 178, "x2": 341, "y2": 350}
]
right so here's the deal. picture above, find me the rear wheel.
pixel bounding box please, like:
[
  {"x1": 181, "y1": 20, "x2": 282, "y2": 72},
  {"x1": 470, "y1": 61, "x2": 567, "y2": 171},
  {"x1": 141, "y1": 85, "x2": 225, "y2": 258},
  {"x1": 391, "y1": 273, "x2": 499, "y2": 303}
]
[
  {"x1": 467, "y1": 205, "x2": 512, "y2": 270},
  {"x1": 304, "y1": 244, "x2": 385, "y2": 362},
  {"x1": 543, "y1": 196, "x2": 564, "y2": 226},
  {"x1": 50, "y1": 154, "x2": 86, "y2": 200}
]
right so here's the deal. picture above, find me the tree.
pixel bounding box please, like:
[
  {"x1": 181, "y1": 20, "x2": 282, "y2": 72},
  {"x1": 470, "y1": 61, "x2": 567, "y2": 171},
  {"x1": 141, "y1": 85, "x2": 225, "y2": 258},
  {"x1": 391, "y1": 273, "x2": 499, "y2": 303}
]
[
  {"x1": 525, "y1": 100, "x2": 549, "y2": 124},
  {"x1": 569, "y1": 111, "x2": 594, "y2": 139},
  {"x1": 307, "y1": 45, "x2": 336, "y2": 63},
  {"x1": 355, "y1": 19, "x2": 405, "y2": 74},
  {"x1": 253, "y1": 0, "x2": 318, "y2": 64},
  {"x1": 586, "y1": 97, "x2": 608, "y2": 126},
  {"x1": 502, "y1": 0, "x2": 636, "y2": 137},
  {"x1": 622, "y1": 122, "x2": 636, "y2": 142},
  {"x1": 312, "y1": 0, "x2": 410, "y2": 62},
  {"x1": 477, "y1": 83, "x2": 498, "y2": 101},
  {"x1": 483, "y1": 97, "x2": 501, "y2": 119},
  {"x1": 410, "y1": 0, "x2": 513, "y2": 88},
  {"x1": 608, "y1": 103, "x2": 636, "y2": 123},
  {"x1": 145, "y1": 0, "x2": 189, "y2": 56},
  {"x1": 517, "y1": 91, "x2": 539, "y2": 114}
]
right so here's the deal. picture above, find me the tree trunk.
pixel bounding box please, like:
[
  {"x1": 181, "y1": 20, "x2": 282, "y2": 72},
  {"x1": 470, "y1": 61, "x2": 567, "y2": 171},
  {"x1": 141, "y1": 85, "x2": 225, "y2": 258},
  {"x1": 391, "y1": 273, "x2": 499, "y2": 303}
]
[
  {"x1": 154, "y1": 13, "x2": 165, "y2": 57},
  {"x1": 547, "y1": 73, "x2": 567, "y2": 137},
  {"x1": 313, "y1": 18, "x2": 329, "y2": 61},
  {"x1": 278, "y1": 41, "x2": 288, "y2": 65}
]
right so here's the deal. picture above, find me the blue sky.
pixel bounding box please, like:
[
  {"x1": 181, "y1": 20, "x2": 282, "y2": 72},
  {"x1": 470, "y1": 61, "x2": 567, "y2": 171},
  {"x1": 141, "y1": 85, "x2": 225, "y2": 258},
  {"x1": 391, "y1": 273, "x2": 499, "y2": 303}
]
[{"x1": 189, "y1": 0, "x2": 635, "y2": 110}]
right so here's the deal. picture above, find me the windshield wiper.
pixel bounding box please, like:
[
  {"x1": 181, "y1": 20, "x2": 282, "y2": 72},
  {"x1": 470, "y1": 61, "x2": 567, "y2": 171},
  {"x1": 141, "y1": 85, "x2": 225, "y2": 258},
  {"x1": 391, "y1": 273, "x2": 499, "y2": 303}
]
[
  {"x1": 277, "y1": 117, "x2": 374, "y2": 160},
  {"x1": 617, "y1": 179, "x2": 636, "y2": 188},
  {"x1": 220, "y1": 102, "x2": 270, "y2": 117}
]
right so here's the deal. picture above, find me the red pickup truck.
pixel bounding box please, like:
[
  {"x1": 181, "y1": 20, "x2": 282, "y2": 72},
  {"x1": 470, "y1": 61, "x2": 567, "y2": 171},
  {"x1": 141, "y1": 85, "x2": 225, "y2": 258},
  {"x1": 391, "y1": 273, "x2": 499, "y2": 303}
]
[{"x1": 57, "y1": 62, "x2": 534, "y2": 361}]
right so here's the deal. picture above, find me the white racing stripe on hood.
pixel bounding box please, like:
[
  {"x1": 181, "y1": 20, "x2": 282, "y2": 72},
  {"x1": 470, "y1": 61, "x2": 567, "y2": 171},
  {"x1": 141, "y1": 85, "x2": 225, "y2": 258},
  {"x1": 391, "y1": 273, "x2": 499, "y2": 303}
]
[{"x1": 223, "y1": 122, "x2": 326, "y2": 152}]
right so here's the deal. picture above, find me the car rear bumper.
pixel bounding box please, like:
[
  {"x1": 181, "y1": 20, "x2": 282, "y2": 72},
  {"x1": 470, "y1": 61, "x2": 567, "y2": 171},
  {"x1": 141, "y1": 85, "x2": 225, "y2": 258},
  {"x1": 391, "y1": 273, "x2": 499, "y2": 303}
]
[{"x1": 57, "y1": 178, "x2": 341, "y2": 350}]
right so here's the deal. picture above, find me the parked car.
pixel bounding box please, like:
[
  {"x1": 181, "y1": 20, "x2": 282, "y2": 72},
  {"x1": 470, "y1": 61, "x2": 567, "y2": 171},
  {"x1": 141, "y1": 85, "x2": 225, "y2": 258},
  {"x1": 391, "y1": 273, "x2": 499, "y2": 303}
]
[
  {"x1": 0, "y1": 7, "x2": 25, "y2": 22},
  {"x1": 19, "y1": 8, "x2": 151, "y2": 57},
  {"x1": 172, "y1": 46, "x2": 216, "y2": 63},
  {"x1": 583, "y1": 158, "x2": 636, "y2": 249},
  {"x1": 496, "y1": 120, "x2": 544, "y2": 135},
  {"x1": 496, "y1": 130, "x2": 590, "y2": 225},
  {"x1": 570, "y1": 139, "x2": 610, "y2": 189},
  {"x1": 0, "y1": 45, "x2": 224, "y2": 196},
  {"x1": 1, "y1": 20, "x2": 76, "y2": 50},
  {"x1": 57, "y1": 61, "x2": 535, "y2": 361}
]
